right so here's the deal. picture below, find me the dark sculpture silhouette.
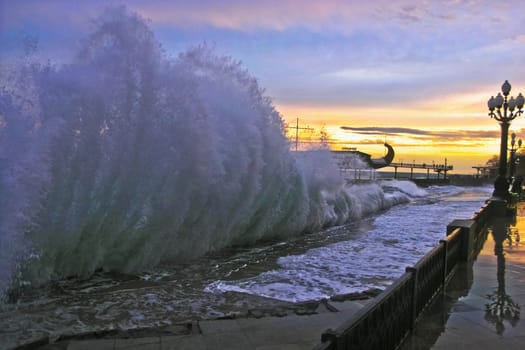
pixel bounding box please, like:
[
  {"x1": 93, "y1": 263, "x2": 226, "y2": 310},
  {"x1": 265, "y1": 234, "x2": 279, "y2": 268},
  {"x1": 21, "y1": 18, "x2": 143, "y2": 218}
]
[{"x1": 345, "y1": 143, "x2": 395, "y2": 169}]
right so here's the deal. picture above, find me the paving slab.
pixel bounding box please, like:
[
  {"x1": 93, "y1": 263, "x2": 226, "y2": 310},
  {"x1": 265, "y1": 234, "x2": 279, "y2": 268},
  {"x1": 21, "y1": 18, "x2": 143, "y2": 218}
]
[
  {"x1": 202, "y1": 331, "x2": 252, "y2": 350},
  {"x1": 59, "y1": 309, "x2": 357, "y2": 350},
  {"x1": 160, "y1": 335, "x2": 206, "y2": 350},
  {"x1": 198, "y1": 319, "x2": 243, "y2": 335},
  {"x1": 254, "y1": 343, "x2": 310, "y2": 350},
  {"x1": 67, "y1": 339, "x2": 115, "y2": 350},
  {"x1": 329, "y1": 300, "x2": 365, "y2": 313},
  {"x1": 115, "y1": 337, "x2": 160, "y2": 349}
]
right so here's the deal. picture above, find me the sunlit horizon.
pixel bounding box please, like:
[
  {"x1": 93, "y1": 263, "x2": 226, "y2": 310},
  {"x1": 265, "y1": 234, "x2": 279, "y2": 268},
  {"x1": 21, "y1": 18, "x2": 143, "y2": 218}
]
[{"x1": 279, "y1": 100, "x2": 525, "y2": 174}]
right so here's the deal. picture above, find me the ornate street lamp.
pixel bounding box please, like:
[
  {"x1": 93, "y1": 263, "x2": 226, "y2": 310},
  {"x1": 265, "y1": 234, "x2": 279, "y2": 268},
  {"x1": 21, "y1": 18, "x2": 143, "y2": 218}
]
[
  {"x1": 488, "y1": 80, "x2": 524, "y2": 199},
  {"x1": 509, "y1": 133, "x2": 522, "y2": 179}
]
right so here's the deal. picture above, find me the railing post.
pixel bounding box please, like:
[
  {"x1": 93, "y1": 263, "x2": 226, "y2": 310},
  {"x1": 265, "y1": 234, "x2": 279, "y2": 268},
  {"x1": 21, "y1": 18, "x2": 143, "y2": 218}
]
[
  {"x1": 406, "y1": 266, "x2": 418, "y2": 330},
  {"x1": 490, "y1": 198, "x2": 508, "y2": 216},
  {"x1": 321, "y1": 328, "x2": 337, "y2": 342},
  {"x1": 447, "y1": 219, "x2": 475, "y2": 262},
  {"x1": 439, "y1": 239, "x2": 448, "y2": 285},
  {"x1": 320, "y1": 328, "x2": 341, "y2": 349}
]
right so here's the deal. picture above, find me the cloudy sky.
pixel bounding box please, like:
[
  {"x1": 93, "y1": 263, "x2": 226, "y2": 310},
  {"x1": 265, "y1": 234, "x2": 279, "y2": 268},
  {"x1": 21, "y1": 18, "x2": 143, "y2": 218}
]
[{"x1": 1, "y1": 0, "x2": 525, "y2": 173}]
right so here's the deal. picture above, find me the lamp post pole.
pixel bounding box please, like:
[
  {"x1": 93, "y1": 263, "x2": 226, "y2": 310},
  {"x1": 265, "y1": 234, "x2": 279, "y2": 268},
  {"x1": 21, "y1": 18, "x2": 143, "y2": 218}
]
[
  {"x1": 509, "y1": 133, "x2": 522, "y2": 179},
  {"x1": 488, "y1": 80, "x2": 524, "y2": 199}
]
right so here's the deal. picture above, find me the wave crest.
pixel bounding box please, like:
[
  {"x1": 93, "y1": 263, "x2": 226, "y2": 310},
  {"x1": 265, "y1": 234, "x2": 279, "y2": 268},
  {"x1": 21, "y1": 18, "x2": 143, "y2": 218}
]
[{"x1": 0, "y1": 7, "x2": 409, "y2": 296}]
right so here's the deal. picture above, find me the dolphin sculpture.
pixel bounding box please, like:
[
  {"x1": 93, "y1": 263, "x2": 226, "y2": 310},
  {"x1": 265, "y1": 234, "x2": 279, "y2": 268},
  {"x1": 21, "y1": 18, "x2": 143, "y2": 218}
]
[
  {"x1": 369, "y1": 143, "x2": 395, "y2": 169},
  {"x1": 333, "y1": 143, "x2": 395, "y2": 169}
]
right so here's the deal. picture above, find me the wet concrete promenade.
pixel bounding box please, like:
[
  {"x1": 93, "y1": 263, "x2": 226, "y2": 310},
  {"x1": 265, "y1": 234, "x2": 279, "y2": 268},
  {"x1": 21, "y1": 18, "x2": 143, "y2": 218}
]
[
  {"x1": 54, "y1": 300, "x2": 365, "y2": 350},
  {"x1": 32, "y1": 202, "x2": 525, "y2": 350},
  {"x1": 399, "y1": 202, "x2": 525, "y2": 349}
]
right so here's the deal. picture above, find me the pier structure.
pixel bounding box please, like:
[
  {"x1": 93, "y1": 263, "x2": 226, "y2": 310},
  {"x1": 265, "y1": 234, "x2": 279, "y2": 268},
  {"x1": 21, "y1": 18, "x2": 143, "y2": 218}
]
[
  {"x1": 472, "y1": 165, "x2": 497, "y2": 179},
  {"x1": 389, "y1": 159, "x2": 453, "y2": 180},
  {"x1": 335, "y1": 158, "x2": 454, "y2": 186}
]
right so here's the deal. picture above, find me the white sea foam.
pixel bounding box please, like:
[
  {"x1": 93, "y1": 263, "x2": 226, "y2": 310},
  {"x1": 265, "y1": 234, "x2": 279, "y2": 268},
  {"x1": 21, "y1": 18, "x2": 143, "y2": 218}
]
[{"x1": 206, "y1": 185, "x2": 491, "y2": 302}]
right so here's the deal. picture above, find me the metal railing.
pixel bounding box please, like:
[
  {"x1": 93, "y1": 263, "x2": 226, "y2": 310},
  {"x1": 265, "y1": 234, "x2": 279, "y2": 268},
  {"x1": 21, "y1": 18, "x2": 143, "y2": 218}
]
[
  {"x1": 443, "y1": 229, "x2": 461, "y2": 278},
  {"x1": 317, "y1": 273, "x2": 414, "y2": 350},
  {"x1": 408, "y1": 242, "x2": 447, "y2": 323},
  {"x1": 313, "y1": 199, "x2": 495, "y2": 350}
]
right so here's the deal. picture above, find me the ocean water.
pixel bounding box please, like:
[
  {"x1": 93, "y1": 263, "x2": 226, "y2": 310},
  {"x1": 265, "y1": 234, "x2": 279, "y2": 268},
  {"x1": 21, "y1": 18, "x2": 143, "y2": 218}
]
[
  {"x1": 206, "y1": 183, "x2": 492, "y2": 302},
  {"x1": 0, "y1": 182, "x2": 491, "y2": 348}
]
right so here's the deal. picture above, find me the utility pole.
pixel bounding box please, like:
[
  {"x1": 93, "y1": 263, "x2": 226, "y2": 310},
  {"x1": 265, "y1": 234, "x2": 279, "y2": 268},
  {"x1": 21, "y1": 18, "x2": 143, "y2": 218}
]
[{"x1": 288, "y1": 118, "x2": 313, "y2": 151}]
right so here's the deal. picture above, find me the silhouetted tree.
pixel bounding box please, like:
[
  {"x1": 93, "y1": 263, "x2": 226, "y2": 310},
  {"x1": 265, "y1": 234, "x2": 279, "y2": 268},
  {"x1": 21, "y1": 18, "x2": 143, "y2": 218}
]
[{"x1": 486, "y1": 155, "x2": 499, "y2": 168}]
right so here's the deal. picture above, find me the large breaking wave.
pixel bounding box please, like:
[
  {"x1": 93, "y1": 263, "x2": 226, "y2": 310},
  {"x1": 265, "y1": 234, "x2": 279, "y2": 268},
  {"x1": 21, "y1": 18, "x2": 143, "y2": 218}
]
[{"x1": 0, "y1": 8, "x2": 406, "y2": 297}]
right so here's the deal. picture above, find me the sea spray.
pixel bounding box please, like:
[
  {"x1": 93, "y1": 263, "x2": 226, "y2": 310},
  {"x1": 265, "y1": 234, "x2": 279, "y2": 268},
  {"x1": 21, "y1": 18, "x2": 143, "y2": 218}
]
[{"x1": 0, "y1": 7, "x2": 394, "y2": 297}]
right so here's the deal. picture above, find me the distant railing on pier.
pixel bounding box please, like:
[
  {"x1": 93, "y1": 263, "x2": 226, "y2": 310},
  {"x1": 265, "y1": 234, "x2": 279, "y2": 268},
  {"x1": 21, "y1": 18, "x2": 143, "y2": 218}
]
[
  {"x1": 388, "y1": 162, "x2": 453, "y2": 180},
  {"x1": 339, "y1": 168, "x2": 378, "y2": 181},
  {"x1": 389, "y1": 162, "x2": 453, "y2": 171},
  {"x1": 313, "y1": 200, "x2": 495, "y2": 350}
]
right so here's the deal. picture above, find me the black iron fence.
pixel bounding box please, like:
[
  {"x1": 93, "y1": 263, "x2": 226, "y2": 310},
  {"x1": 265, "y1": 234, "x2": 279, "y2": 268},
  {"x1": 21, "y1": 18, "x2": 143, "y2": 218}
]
[{"x1": 313, "y1": 199, "x2": 495, "y2": 350}]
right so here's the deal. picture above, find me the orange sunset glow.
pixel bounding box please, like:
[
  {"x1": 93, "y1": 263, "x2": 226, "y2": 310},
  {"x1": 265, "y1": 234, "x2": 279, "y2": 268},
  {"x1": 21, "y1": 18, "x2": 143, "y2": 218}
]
[{"x1": 278, "y1": 83, "x2": 525, "y2": 174}]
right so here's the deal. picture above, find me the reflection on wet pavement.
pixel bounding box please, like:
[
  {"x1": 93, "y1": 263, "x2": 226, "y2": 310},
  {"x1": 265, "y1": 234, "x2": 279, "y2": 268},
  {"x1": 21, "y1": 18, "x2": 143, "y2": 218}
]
[{"x1": 401, "y1": 203, "x2": 525, "y2": 350}]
